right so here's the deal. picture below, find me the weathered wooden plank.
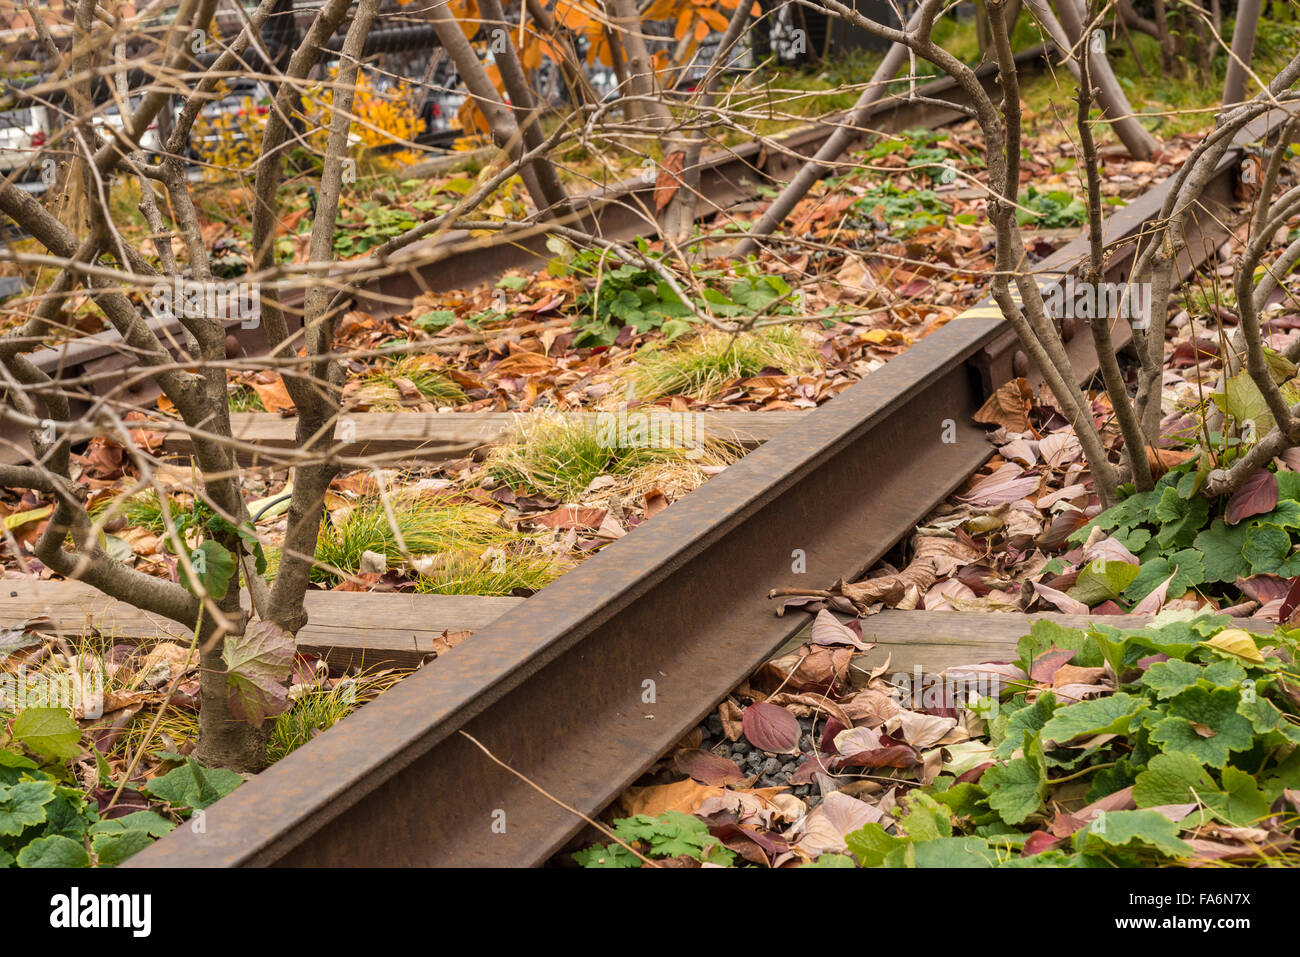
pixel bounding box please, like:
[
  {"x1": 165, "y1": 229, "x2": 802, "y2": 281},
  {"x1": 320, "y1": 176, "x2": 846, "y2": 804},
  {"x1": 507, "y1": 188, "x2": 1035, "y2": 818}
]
[
  {"x1": 162, "y1": 409, "x2": 812, "y2": 465},
  {"x1": 852, "y1": 609, "x2": 1274, "y2": 675},
  {"x1": 0, "y1": 579, "x2": 521, "y2": 671}
]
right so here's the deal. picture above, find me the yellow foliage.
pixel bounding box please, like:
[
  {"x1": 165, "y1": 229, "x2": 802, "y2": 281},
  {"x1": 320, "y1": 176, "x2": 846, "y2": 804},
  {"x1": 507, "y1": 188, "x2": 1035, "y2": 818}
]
[{"x1": 299, "y1": 68, "x2": 427, "y2": 167}]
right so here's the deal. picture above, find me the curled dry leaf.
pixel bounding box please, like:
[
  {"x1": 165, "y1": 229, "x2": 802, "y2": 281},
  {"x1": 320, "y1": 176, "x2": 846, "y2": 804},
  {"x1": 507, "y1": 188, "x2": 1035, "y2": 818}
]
[
  {"x1": 886, "y1": 709, "x2": 958, "y2": 749},
  {"x1": 1032, "y1": 581, "x2": 1090, "y2": 615},
  {"x1": 914, "y1": 535, "x2": 982, "y2": 577},
  {"x1": 973, "y1": 377, "x2": 1032, "y2": 432},
  {"x1": 793, "y1": 791, "x2": 889, "y2": 857},
  {"x1": 809, "y1": 609, "x2": 872, "y2": 650},
  {"x1": 838, "y1": 556, "x2": 937, "y2": 611}
]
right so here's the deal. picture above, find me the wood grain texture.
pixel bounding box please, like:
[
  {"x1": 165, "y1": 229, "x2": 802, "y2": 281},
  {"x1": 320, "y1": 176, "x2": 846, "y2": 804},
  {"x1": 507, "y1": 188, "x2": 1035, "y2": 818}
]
[
  {"x1": 0, "y1": 579, "x2": 521, "y2": 671},
  {"x1": 161, "y1": 410, "x2": 812, "y2": 464}
]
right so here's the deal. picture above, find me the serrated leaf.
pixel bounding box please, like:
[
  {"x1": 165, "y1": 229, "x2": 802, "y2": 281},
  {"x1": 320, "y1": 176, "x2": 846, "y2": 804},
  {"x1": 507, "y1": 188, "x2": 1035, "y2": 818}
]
[
  {"x1": 1142, "y1": 659, "x2": 1245, "y2": 699},
  {"x1": 16, "y1": 834, "x2": 90, "y2": 868},
  {"x1": 89, "y1": 810, "x2": 175, "y2": 837},
  {"x1": 1153, "y1": 488, "x2": 1209, "y2": 548},
  {"x1": 1214, "y1": 766, "x2": 1272, "y2": 825},
  {"x1": 983, "y1": 757, "x2": 1046, "y2": 825},
  {"x1": 142, "y1": 757, "x2": 243, "y2": 810},
  {"x1": 1194, "y1": 519, "x2": 1254, "y2": 583},
  {"x1": 11, "y1": 708, "x2": 81, "y2": 760},
  {"x1": 1133, "y1": 751, "x2": 1217, "y2": 807},
  {"x1": 1039, "y1": 693, "x2": 1147, "y2": 744},
  {"x1": 0, "y1": 779, "x2": 55, "y2": 835},
  {"x1": 897, "y1": 836, "x2": 997, "y2": 867},
  {"x1": 222, "y1": 619, "x2": 295, "y2": 724},
  {"x1": 1242, "y1": 524, "x2": 1293, "y2": 576},
  {"x1": 91, "y1": 829, "x2": 154, "y2": 866},
  {"x1": 1074, "y1": 809, "x2": 1193, "y2": 859},
  {"x1": 1148, "y1": 686, "x2": 1256, "y2": 767}
]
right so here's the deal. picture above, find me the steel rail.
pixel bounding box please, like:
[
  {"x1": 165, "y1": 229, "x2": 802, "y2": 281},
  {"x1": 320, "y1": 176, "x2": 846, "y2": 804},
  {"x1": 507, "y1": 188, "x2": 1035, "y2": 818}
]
[{"x1": 124, "y1": 108, "x2": 1284, "y2": 868}]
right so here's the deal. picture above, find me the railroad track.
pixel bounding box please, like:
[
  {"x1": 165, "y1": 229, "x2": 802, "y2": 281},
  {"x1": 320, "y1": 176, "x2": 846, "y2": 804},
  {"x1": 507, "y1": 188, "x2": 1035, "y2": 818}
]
[
  {"x1": 105, "y1": 107, "x2": 1276, "y2": 866},
  {"x1": 4, "y1": 51, "x2": 1275, "y2": 866}
]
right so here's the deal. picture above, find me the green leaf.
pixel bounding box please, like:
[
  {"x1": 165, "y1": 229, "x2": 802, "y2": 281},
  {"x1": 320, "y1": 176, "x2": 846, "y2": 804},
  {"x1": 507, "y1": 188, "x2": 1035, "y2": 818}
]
[
  {"x1": 414, "y1": 309, "x2": 457, "y2": 330},
  {"x1": 1015, "y1": 622, "x2": 1086, "y2": 676},
  {"x1": 1237, "y1": 693, "x2": 1300, "y2": 746},
  {"x1": 1040, "y1": 693, "x2": 1147, "y2": 744},
  {"x1": 1194, "y1": 519, "x2": 1254, "y2": 583},
  {"x1": 90, "y1": 829, "x2": 154, "y2": 867},
  {"x1": 1073, "y1": 809, "x2": 1193, "y2": 860},
  {"x1": 1142, "y1": 659, "x2": 1245, "y2": 699},
  {"x1": 89, "y1": 810, "x2": 175, "y2": 838},
  {"x1": 16, "y1": 834, "x2": 90, "y2": 868},
  {"x1": 897, "y1": 792, "x2": 953, "y2": 840},
  {"x1": 1069, "y1": 559, "x2": 1140, "y2": 605},
  {"x1": 223, "y1": 619, "x2": 295, "y2": 724},
  {"x1": 1213, "y1": 371, "x2": 1276, "y2": 434},
  {"x1": 1148, "y1": 686, "x2": 1256, "y2": 768},
  {"x1": 1122, "y1": 551, "x2": 1205, "y2": 602},
  {"x1": 845, "y1": 822, "x2": 910, "y2": 867},
  {"x1": 0, "y1": 779, "x2": 55, "y2": 835},
  {"x1": 496, "y1": 275, "x2": 528, "y2": 291},
  {"x1": 895, "y1": 836, "x2": 997, "y2": 867},
  {"x1": 11, "y1": 708, "x2": 82, "y2": 760},
  {"x1": 142, "y1": 757, "x2": 243, "y2": 810},
  {"x1": 1214, "y1": 766, "x2": 1272, "y2": 826},
  {"x1": 804, "y1": 852, "x2": 857, "y2": 868},
  {"x1": 1153, "y1": 487, "x2": 1210, "y2": 548},
  {"x1": 983, "y1": 734, "x2": 1047, "y2": 826},
  {"x1": 1133, "y1": 751, "x2": 1217, "y2": 807},
  {"x1": 182, "y1": 540, "x2": 236, "y2": 600},
  {"x1": 572, "y1": 843, "x2": 641, "y2": 868},
  {"x1": 993, "y1": 692, "x2": 1057, "y2": 759},
  {"x1": 1242, "y1": 523, "x2": 1294, "y2": 575}
]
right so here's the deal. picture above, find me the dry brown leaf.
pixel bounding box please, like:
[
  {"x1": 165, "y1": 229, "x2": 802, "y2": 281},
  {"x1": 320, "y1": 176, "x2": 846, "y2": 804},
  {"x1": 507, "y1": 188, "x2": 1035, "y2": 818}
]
[{"x1": 973, "y1": 377, "x2": 1031, "y2": 431}]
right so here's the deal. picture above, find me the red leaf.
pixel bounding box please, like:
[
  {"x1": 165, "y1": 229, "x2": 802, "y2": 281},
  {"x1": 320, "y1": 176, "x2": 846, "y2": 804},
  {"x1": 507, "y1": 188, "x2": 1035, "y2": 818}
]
[
  {"x1": 741, "y1": 701, "x2": 800, "y2": 753},
  {"x1": 831, "y1": 745, "x2": 920, "y2": 770},
  {"x1": 673, "y1": 748, "x2": 745, "y2": 785},
  {"x1": 956, "y1": 761, "x2": 994, "y2": 784},
  {"x1": 1225, "y1": 470, "x2": 1277, "y2": 526},
  {"x1": 1029, "y1": 645, "x2": 1076, "y2": 684},
  {"x1": 819, "y1": 717, "x2": 848, "y2": 754},
  {"x1": 1022, "y1": 830, "x2": 1063, "y2": 856},
  {"x1": 1280, "y1": 574, "x2": 1300, "y2": 624}
]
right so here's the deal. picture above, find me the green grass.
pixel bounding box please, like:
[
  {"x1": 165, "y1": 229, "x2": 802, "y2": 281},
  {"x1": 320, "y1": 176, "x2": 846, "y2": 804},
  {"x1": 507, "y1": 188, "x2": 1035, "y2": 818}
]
[
  {"x1": 350, "y1": 355, "x2": 465, "y2": 410},
  {"x1": 486, "y1": 412, "x2": 736, "y2": 501},
  {"x1": 267, "y1": 668, "x2": 404, "y2": 763},
  {"x1": 311, "y1": 492, "x2": 551, "y2": 589},
  {"x1": 412, "y1": 550, "x2": 562, "y2": 596},
  {"x1": 627, "y1": 327, "x2": 818, "y2": 401},
  {"x1": 89, "y1": 490, "x2": 171, "y2": 534},
  {"x1": 227, "y1": 385, "x2": 266, "y2": 413}
]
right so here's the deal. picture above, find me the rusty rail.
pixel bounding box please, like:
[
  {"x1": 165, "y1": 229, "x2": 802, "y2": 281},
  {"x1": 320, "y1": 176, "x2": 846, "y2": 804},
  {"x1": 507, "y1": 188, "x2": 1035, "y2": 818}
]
[{"x1": 124, "y1": 108, "x2": 1284, "y2": 867}]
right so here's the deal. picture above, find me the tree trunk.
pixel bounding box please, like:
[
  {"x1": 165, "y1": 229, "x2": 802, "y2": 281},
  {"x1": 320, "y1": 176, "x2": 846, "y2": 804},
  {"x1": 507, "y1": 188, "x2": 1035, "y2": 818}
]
[
  {"x1": 1051, "y1": 0, "x2": 1159, "y2": 159},
  {"x1": 1223, "y1": 0, "x2": 1262, "y2": 105},
  {"x1": 733, "y1": 6, "x2": 922, "y2": 256}
]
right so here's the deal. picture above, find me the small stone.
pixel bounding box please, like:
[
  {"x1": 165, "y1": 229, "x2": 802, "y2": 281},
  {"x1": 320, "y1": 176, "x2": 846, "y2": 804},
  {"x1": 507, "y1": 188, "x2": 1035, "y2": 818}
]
[
  {"x1": 731, "y1": 742, "x2": 749, "y2": 755},
  {"x1": 799, "y1": 734, "x2": 814, "y2": 752},
  {"x1": 705, "y1": 715, "x2": 723, "y2": 736},
  {"x1": 761, "y1": 757, "x2": 781, "y2": 776},
  {"x1": 781, "y1": 761, "x2": 799, "y2": 775}
]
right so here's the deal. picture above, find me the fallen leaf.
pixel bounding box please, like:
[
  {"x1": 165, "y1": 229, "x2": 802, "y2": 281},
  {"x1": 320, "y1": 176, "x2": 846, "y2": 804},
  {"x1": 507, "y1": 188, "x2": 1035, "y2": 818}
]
[{"x1": 742, "y1": 701, "x2": 800, "y2": 753}]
